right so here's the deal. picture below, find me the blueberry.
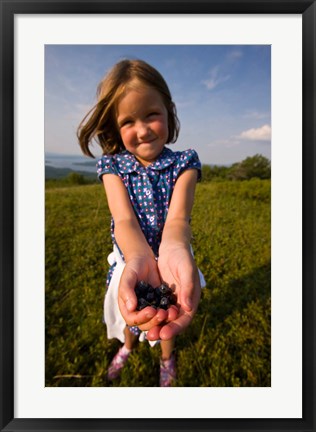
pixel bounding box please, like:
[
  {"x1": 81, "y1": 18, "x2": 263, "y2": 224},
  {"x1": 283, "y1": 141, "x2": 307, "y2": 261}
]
[
  {"x1": 137, "y1": 281, "x2": 150, "y2": 293},
  {"x1": 159, "y1": 296, "x2": 170, "y2": 310},
  {"x1": 154, "y1": 287, "x2": 161, "y2": 297},
  {"x1": 146, "y1": 291, "x2": 155, "y2": 303},
  {"x1": 135, "y1": 281, "x2": 177, "y2": 311},
  {"x1": 137, "y1": 297, "x2": 150, "y2": 310},
  {"x1": 158, "y1": 283, "x2": 168, "y2": 294},
  {"x1": 169, "y1": 293, "x2": 177, "y2": 305},
  {"x1": 159, "y1": 283, "x2": 172, "y2": 296}
]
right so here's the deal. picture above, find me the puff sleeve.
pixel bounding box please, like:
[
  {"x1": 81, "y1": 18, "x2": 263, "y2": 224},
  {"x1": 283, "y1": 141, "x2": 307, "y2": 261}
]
[
  {"x1": 174, "y1": 149, "x2": 202, "y2": 182},
  {"x1": 96, "y1": 155, "x2": 119, "y2": 181}
]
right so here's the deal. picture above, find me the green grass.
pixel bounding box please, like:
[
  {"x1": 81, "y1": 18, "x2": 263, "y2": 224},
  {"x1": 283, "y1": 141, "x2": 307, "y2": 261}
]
[{"x1": 45, "y1": 179, "x2": 271, "y2": 387}]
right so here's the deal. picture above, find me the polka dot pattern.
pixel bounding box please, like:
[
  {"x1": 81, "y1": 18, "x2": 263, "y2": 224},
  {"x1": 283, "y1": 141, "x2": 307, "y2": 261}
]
[{"x1": 96, "y1": 147, "x2": 201, "y2": 287}]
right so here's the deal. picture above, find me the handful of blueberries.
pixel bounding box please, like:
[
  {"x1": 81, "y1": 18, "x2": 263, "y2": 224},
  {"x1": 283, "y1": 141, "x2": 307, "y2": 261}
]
[{"x1": 135, "y1": 281, "x2": 177, "y2": 311}]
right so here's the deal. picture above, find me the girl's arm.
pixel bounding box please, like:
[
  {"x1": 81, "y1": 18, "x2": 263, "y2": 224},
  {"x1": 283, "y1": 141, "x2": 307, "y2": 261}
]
[
  {"x1": 147, "y1": 168, "x2": 201, "y2": 341},
  {"x1": 102, "y1": 174, "x2": 154, "y2": 262},
  {"x1": 160, "y1": 168, "x2": 198, "y2": 252},
  {"x1": 102, "y1": 174, "x2": 174, "y2": 328}
]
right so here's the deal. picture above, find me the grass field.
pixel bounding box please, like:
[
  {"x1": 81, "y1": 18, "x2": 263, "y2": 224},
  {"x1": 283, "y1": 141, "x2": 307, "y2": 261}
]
[{"x1": 45, "y1": 179, "x2": 271, "y2": 387}]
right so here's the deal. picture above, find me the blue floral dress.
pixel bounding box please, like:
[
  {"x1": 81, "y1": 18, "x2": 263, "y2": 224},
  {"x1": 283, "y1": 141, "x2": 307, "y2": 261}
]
[{"x1": 96, "y1": 146, "x2": 201, "y2": 288}]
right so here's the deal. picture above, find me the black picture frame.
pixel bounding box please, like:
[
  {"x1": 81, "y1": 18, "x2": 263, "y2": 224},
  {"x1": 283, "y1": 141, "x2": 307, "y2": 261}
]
[{"x1": 1, "y1": 1, "x2": 315, "y2": 431}]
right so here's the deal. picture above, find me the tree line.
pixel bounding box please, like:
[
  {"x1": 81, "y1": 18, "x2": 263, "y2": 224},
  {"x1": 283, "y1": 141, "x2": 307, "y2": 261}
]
[
  {"x1": 46, "y1": 154, "x2": 271, "y2": 187},
  {"x1": 201, "y1": 154, "x2": 271, "y2": 182}
]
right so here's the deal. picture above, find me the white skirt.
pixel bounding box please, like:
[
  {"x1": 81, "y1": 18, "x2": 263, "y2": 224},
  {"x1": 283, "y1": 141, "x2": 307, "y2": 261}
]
[{"x1": 103, "y1": 244, "x2": 206, "y2": 346}]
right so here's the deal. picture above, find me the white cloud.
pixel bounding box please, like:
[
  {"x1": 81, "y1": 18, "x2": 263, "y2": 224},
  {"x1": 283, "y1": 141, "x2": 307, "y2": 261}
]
[
  {"x1": 243, "y1": 110, "x2": 270, "y2": 120},
  {"x1": 202, "y1": 66, "x2": 230, "y2": 90},
  {"x1": 238, "y1": 124, "x2": 271, "y2": 141},
  {"x1": 227, "y1": 49, "x2": 243, "y2": 61},
  {"x1": 208, "y1": 138, "x2": 240, "y2": 149},
  {"x1": 175, "y1": 99, "x2": 195, "y2": 109}
]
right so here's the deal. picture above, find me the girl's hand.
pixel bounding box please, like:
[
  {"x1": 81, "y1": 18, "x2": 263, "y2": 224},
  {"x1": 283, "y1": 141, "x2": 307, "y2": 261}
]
[
  {"x1": 102, "y1": 174, "x2": 172, "y2": 331},
  {"x1": 118, "y1": 255, "x2": 173, "y2": 331},
  {"x1": 146, "y1": 245, "x2": 201, "y2": 341}
]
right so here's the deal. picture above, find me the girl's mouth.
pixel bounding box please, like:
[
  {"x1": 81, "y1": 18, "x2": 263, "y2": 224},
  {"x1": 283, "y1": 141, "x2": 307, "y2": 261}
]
[{"x1": 138, "y1": 139, "x2": 155, "y2": 145}]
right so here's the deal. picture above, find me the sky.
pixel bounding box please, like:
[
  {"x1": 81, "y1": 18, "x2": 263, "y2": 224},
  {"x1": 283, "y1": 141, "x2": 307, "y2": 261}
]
[{"x1": 45, "y1": 45, "x2": 271, "y2": 166}]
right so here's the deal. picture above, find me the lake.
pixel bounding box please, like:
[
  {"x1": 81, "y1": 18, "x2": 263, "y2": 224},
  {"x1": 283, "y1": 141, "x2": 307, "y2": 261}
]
[{"x1": 45, "y1": 152, "x2": 99, "y2": 173}]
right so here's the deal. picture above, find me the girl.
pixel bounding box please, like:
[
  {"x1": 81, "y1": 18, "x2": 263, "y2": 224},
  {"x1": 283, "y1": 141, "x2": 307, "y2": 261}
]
[{"x1": 78, "y1": 59, "x2": 205, "y2": 386}]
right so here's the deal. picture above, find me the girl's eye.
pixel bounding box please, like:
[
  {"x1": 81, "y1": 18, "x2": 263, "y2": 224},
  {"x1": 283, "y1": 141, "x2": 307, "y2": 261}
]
[
  {"x1": 120, "y1": 120, "x2": 132, "y2": 128},
  {"x1": 147, "y1": 112, "x2": 159, "y2": 118}
]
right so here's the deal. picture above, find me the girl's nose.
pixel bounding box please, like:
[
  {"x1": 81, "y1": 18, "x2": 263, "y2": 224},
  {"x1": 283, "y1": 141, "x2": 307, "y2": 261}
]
[{"x1": 136, "y1": 121, "x2": 151, "y2": 139}]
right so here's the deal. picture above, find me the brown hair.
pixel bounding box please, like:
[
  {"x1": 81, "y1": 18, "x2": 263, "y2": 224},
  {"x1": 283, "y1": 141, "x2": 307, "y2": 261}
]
[{"x1": 77, "y1": 59, "x2": 180, "y2": 157}]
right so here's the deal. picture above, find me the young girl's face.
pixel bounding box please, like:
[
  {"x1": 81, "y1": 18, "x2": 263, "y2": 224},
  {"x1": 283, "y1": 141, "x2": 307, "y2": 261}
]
[{"x1": 116, "y1": 84, "x2": 169, "y2": 167}]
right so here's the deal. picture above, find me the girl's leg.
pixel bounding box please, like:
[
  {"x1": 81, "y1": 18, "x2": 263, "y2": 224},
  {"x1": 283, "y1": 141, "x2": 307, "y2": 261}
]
[
  {"x1": 123, "y1": 325, "x2": 139, "y2": 349},
  {"x1": 160, "y1": 337, "x2": 176, "y2": 387},
  {"x1": 160, "y1": 337, "x2": 175, "y2": 360},
  {"x1": 107, "y1": 326, "x2": 138, "y2": 380}
]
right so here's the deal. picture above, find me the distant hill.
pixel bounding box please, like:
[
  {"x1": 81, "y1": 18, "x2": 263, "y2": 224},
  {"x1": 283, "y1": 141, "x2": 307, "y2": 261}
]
[
  {"x1": 73, "y1": 160, "x2": 97, "y2": 168},
  {"x1": 45, "y1": 165, "x2": 97, "y2": 180}
]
